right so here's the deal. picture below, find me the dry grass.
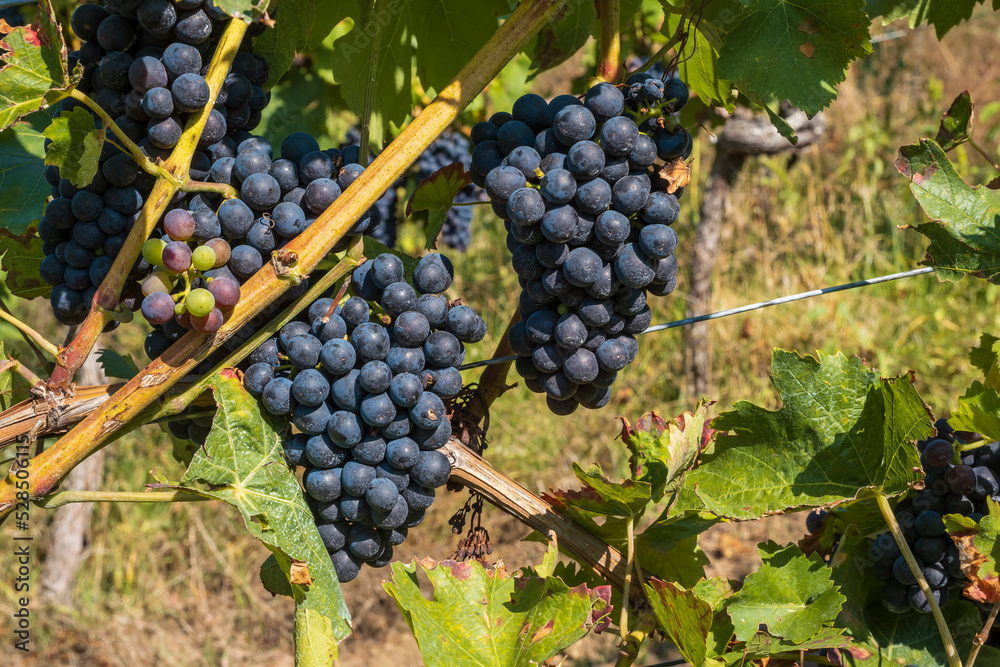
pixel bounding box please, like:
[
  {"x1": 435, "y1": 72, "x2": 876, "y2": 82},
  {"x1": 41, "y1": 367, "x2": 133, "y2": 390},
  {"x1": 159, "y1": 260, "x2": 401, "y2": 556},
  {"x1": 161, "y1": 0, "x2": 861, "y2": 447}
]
[{"x1": 4, "y1": 11, "x2": 1000, "y2": 666}]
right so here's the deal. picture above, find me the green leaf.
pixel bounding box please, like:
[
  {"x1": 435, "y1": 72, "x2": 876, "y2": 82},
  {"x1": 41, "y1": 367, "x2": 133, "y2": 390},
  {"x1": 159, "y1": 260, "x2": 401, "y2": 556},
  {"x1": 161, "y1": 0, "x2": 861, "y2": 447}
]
[
  {"x1": 897, "y1": 139, "x2": 1000, "y2": 283},
  {"x1": 254, "y1": 0, "x2": 353, "y2": 88},
  {"x1": 0, "y1": 229, "x2": 49, "y2": 300},
  {"x1": 663, "y1": 18, "x2": 735, "y2": 111},
  {"x1": 294, "y1": 605, "x2": 339, "y2": 665},
  {"x1": 717, "y1": 0, "x2": 872, "y2": 116},
  {"x1": 42, "y1": 106, "x2": 103, "y2": 187},
  {"x1": 646, "y1": 578, "x2": 722, "y2": 666},
  {"x1": 208, "y1": 0, "x2": 257, "y2": 20},
  {"x1": 173, "y1": 370, "x2": 352, "y2": 643},
  {"x1": 935, "y1": 90, "x2": 974, "y2": 151},
  {"x1": 96, "y1": 349, "x2": 139, "y2": 381},
  {"x1": 0, "y1": 2, "x2": 71, "y2": 131},
  {"x1": 732, "y1": 626, "x2": 852, "y2": 662},
  {"x1": 951, "y1": 381, "x2": 1000, "y2": 443},
  {"x1": 969, "y1": 333, "x2": 1000, "y2": 391},
  {"x1": 571, "y1": 462, "x2": 651, "y2": 518},
  {"x1": 687, "y1": 350, "x2": 930, "y2": 520},
  {"x1": 0, "y1": 113, "x2": 48, "y2": 235},
  {"x1": 727, "y1": 542, "x2": 845, "y2": 642},
  {"x1": 406, "y1": 162, "x2": 471, "y2": 250},
  {"x1": 382, "y1": 553, "x2": 608, "y2": 667},
  {"x1": 864, "y1": 0, "x2": 988, "y2": 39},
  {"x1": 326, "y1": 10, "x2": 410, "y2": 149},
  {"x1": 620, "y1": 403, "x2": 711, "y2": 501},
  {"x1": 412, "y1": 0, "x2": 507, "y2": 93},
  {"x1": 529, "y1": 0, "x2": 596, "y2": 73}
]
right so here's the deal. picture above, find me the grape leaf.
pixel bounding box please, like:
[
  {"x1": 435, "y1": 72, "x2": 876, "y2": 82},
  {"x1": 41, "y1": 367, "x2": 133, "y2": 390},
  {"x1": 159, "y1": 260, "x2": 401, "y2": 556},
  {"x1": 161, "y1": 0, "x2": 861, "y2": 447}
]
[
  {"x1": 405, "y1": 162, "x2": 471, "y2": 250},
  {"x1": 619, "y1": 403, "x2": 712, "y2": 502},
  {"x1": 969, "y1": 333, "x2": 1000, "y2": 392},
  {"x1": 864, "y1": 0, "x2": 989, "y2": 39},
  {"x1": 570, "y1": 462, "x2": 651, "y2": 518},
  {"x1": 383, "y1": 547, "x2": 609, "y2": 667},
  {"x1": 717, "y1": 0, "x2": 872, "y2": 116},
  {"x1": 208, "y1": 0, "x2": 258, "y2": 20},
  {"x1": 950, "y1": 381, "x2": 1000, "y2": 443},
  {"x1": 0, "y1": 112, "x2": 48, "y2": 235},
  {"x1": 530, "y1": 0, "x2": 596, "y2": 72},
  {"x1": 0, "y1": 228, "x2": 48, "y2": 299},
  {"x1": 96, "y1": 349, "x2": 139, "y2": 381},
  {"x1": 294, "y1": 606, "x2": 339, "y2": 666},
  {"x1": 42, "y1": 106, "x2": 103, "y2": 187},
  {"x1": 253, "y1": 0, "x2": 353, "y2": 88},
  {"x1": 944, "y1": 497, "x2": 1000, "y2": 603},
  {"x1": 830, "y1": 529, "x2": 993, "y2": 666},
  {"x1": 412, "y1": 0, "x2": 509, "y2": 93},
  {"x1": 685, "y1": 349, "x2": 931, "y2": 520},
  {"x1": 170, "y1": 370, "x2": 352, "y2": 646},
  {"x1": 646, "y1": 578, "x2": 723, "y2": 667},
  {"x1": 726, "y1": 542, "x2": 846, "y2": 642},
  {"x1": 936, "y1": 90, "x2": 974, "y2": 151},
  {"x1": 0, "y1": 1, "x2": 71, "y2": 132},
  {"x1": 734, "y1": 627, "x2": 853, "y2": 662},
  {"x1": 897, "y1": 139, "x2": 1000, "y2": 283},
  {"x1": 325, "y1": 0, "x2": 502, "y2": 150},
  {"x1": 663, "y1": 17, "x2": 736, "y2": 111}
]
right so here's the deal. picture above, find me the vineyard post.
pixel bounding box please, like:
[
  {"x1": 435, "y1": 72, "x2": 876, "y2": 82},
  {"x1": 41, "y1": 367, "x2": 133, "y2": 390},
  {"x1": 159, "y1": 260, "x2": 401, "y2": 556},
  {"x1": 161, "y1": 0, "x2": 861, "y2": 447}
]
[{"x1": 0, "y1": 0, "x2": 570, "y2": 522}]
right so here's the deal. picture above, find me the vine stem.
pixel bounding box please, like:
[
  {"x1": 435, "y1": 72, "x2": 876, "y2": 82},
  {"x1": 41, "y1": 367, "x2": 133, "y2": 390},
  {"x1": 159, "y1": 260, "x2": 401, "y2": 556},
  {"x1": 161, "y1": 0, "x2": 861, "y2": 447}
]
[
  {"x1": 0, "y1": 0, "x2": 569, "y2": 522},
  {"x1": 619, "y1": 517, "x2": 635, "y2": 644},
  {"x1": 35, "y1": 489, "x2": 211, "y2": 508},
  {"x1": 966, "y1": 601, "x2": 1000, "y2": 667},
  {"x1": 597, "y1": 0, "x2": 622, "y2": 83},
  {"x1": 0, "y1": 359, "x2": 43, "y2": 387},
  {"x1": 67, "y1": 89, "x2": 170, "y2": 181},
  {"x1": 875, "y1": 493, "x2": 961, "y2": 667},
  {"x1": 158, "y1": 243, "x2": 364, "y2": 417},
  {"x1": 48, "y1": 18, "x2": 249, "y2": 391},
  {"x1": 466, "y1": 310, "x2": 520, "y2": 424},
  {"x1": 0, "y1": 307, "x2": 59, "y2": 359}
]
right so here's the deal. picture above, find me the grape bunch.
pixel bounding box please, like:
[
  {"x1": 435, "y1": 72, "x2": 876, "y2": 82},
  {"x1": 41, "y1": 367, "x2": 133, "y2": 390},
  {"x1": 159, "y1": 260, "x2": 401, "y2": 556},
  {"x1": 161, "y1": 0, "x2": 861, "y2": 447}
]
[
  {"x1": 471, "y1": 78, "x2": 684, "y2": 414},
  {"x1": 39, "y1": 0, "x2": 271, "y2": 326},
  {"x1": 240, "y1": 252, "x2": 485, "y2": 582},
  {"x1": 140, "y1": 129, "x2": 384, "y2": 362},
  {"x1": 870, "y1": 419, "x2": 997, "y2": 614}
]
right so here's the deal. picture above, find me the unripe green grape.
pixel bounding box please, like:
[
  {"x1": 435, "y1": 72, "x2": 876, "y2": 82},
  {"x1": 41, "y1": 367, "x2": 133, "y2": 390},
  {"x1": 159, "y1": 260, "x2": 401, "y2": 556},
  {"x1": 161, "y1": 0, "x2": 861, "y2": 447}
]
[
  {"x1": 142, "y1": 238, "x2": 167, "y2": 266},
  {"x1": 186, "y1": 288, "x2": 215, "y2": 317},
  {"x1": 141, "y1": 271, "x2": 174, "y2": 296},
  {"x1": 192, "y1": 245, "x2": 217, "y2": 271}
]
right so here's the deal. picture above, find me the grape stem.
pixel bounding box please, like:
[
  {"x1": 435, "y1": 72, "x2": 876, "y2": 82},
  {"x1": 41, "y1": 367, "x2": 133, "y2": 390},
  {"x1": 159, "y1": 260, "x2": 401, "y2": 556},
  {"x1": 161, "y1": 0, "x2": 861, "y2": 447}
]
[
  {"x1": 631, "y1": 1, "x2": 690, "y2": 77},
  {"x1": 67, "y1": 89, "x2": 172, "y2": 182},
  {"x1": 35, "y1": 489, "x2": 211, "y2": 508},
  {"x1": 0, "y1": 359, "x2": 43, "y2": 387},
  {"x1": 597, "y1": 0, "x2": 622, "y2": 83},
  {"x1": 180, "y1": 180, "x2": 240, "y2": 200},
  {"x1": 966, "y1": 601, "x2": 1000, "y2": 667},
  {"x1": 875, "y1": 492, "x2": 961, "y2": 667},
  {"x1": 0, "y1": 302, "x2": 54, "y2": 371},
  {"x1": 619, "y1": 517, "x2": 635, "y2": 644},
  {"x1": 157, "y1": 241, "x2": 365, "y2": 418},
  {"x1": 0, "y1": 307, "x2": 60, "y2": 360},
  {"x1": 48, "y1": 18, "x2": 250, "y2": 391},
  {"x1": 0, "y1": 0, "x2": 569, "y2": 524},
  {"x1": 969, "y1": 138, "x2": 1000, "y2": 174}
]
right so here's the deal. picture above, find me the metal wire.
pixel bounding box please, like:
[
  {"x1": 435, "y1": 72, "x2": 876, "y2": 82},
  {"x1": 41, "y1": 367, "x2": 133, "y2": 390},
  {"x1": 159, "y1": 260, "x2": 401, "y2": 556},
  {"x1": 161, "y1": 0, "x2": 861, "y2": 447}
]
[{"x1": 457, "y1": 266, "x2": 936, "y2": 371}]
